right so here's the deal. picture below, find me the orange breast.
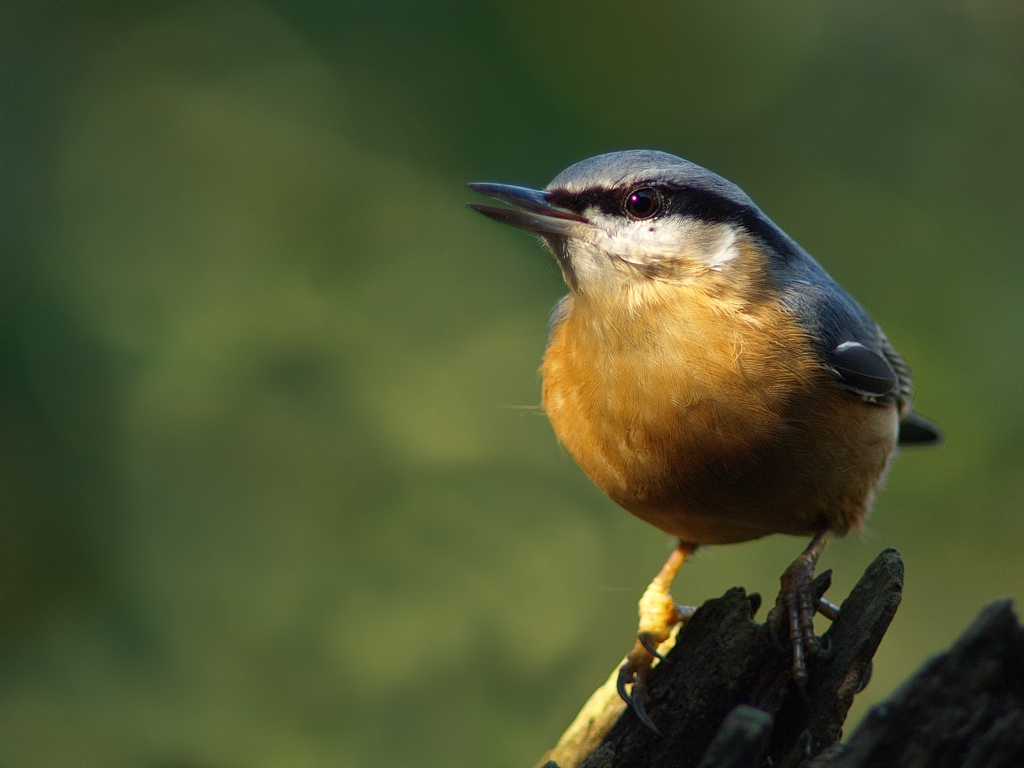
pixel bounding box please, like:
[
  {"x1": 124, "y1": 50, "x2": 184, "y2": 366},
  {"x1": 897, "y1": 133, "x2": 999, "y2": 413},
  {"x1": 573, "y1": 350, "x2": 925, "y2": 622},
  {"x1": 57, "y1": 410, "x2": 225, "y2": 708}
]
[{"x1": 541, "y1": 282, "x2": 898, "y2": 545}]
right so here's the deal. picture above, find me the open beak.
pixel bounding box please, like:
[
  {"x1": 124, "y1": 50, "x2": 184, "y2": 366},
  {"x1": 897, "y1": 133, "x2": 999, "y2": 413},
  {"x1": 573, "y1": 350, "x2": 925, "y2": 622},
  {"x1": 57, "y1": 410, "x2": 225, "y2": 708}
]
[{"x1": 466, "y1": 183, "x2": 588, "y2": 236}]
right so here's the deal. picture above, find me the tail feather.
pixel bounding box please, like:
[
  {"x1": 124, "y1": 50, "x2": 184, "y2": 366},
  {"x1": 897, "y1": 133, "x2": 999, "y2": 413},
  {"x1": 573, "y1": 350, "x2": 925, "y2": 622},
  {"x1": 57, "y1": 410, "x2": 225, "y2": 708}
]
[{"x1": 898, "y1": 411, "x2": 943, "y2": 446}]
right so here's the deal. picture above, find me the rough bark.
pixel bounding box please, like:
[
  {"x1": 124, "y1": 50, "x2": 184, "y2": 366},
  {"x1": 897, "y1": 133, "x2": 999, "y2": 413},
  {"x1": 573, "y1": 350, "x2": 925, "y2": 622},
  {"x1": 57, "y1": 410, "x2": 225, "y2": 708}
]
[
  {"x1": 540, "y1": 548, "x2": 1024, "y2": 768},
  {"x1": 828, "y1": 598, "x2": 1024, "y2": 768},
  {"x1": 564, "y1": 549, "x2": 902, "y2": 768}
]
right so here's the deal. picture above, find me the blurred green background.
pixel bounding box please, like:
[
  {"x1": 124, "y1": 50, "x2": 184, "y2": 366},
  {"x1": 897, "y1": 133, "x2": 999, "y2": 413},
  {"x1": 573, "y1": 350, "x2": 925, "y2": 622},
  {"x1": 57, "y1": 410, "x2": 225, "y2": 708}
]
[{"x1": 1, "y1": 2, "x2": 1022, "y2": 766}]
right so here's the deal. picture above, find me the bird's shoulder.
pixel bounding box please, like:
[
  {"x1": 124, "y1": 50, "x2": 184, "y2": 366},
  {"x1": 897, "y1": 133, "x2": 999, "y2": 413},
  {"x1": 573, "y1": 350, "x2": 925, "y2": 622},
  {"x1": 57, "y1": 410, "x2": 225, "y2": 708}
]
[
  {"x1": 745, "y1": 221, "x2": 910, "y2": 408},
  {"x1": 743, "y1": 214, "x2": 942, "y2": 443}
]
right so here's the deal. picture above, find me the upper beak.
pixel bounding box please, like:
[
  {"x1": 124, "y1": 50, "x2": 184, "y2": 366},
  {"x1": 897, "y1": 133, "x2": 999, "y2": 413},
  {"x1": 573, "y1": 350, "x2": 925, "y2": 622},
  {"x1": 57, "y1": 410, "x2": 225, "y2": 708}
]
[{"x1": 466, "y1": 183, "x2": 588, "y2": 236}]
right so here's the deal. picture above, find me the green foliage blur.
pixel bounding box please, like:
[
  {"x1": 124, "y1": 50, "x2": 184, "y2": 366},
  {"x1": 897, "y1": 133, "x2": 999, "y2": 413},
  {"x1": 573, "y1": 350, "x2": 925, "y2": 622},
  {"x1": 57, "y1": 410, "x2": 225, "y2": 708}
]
[{"x1": 2, "y1": 2, "x2": 1022, "y2": 766}]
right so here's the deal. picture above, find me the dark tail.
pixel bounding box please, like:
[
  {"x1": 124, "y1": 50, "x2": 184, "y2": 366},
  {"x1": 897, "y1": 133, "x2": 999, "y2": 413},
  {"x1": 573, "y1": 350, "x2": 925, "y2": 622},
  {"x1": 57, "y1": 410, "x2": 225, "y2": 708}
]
[{"x1": 898, "y1": 411, "x2": 943, "y2": 446}]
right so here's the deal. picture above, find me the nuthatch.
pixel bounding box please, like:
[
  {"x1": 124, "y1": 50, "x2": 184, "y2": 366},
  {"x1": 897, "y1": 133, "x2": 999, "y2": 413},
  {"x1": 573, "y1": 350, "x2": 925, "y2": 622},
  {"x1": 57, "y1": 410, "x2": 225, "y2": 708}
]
[{"x1": 468, "y1": 150, "x2": 940, "y2": 730}]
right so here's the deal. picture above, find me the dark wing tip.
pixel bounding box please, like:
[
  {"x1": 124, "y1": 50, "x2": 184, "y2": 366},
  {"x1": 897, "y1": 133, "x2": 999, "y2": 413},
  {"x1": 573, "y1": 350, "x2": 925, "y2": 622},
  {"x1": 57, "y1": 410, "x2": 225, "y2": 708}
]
[
  {"x1": 899, "y1": 411, "x2": 944, "y2": 447},
  {"x1": 827, "y1": 341, "x2": 898, "y2": 397}
]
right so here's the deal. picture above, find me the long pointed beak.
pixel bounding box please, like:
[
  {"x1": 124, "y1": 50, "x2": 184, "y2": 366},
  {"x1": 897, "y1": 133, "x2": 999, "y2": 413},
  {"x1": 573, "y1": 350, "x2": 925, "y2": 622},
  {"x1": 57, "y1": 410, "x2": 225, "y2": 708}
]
[{"x1": 466, "y1": 183, "x2": 588, "y2": 236}]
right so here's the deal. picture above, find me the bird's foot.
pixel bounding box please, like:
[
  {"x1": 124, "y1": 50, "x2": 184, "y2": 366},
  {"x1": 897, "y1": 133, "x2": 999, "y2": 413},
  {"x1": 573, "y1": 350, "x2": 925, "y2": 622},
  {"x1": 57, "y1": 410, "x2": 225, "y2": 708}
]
[
  {"x1": 616, "y1": 604, "x2": 696, "y2": 734},
  {"x1": 616, "y1": 542, "x2": 697, "y2": 733},
  {"x1": 767, "y1": 530, "x2": 835, "y2": 687}
]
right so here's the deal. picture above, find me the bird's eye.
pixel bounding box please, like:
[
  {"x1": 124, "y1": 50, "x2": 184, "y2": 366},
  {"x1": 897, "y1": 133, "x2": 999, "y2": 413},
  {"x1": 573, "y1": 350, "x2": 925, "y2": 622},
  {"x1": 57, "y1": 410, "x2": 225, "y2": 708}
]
[{"x1": 624, "y1": 187, "x2": 660, "y2": 219}]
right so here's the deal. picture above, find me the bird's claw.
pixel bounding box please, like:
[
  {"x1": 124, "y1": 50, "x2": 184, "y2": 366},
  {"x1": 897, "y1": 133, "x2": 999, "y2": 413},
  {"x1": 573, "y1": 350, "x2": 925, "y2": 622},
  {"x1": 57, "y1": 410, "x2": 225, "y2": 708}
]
[
  {"x1": 767, "y1": 535, "x2": 836, "y2": 686},
  {"x1": 638, "y1": 631, "x2": 664, "y2": 660},
  {"x1": 616, "y1": 542, "x2": 697, "y2": 733},
  {"x1": 769, "y1": 553, "x2": 819, "y2": 686},
  {"x1": 629, "y1": 681, "x2": 659, "y2": 736},
  {"x1": 817, "y1": 597, "x2": 840, "y2": 621},
  {"x1": 617, "y1": 642, "x2": 663, "y2": 735},
  {"x1": 617, "y1": 603, "x2": 696, "y2": 734}
]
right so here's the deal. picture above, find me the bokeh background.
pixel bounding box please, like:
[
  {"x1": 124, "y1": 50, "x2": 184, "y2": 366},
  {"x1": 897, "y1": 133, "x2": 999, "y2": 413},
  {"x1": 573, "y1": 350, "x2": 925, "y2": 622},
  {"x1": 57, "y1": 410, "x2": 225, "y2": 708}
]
[{"x1": 2, "y1": 2, "x2": 1022, "y2": 766}]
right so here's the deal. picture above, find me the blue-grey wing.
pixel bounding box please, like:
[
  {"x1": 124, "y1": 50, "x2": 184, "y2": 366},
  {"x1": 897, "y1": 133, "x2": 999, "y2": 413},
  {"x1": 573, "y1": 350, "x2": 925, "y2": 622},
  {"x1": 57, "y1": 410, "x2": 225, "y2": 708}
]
[
  {"x1": 775, "y1": 262, "x2": 944, "y2": 443},
  {"x1": 766, "y1": 232, "x2": 912, "y2": 407}
]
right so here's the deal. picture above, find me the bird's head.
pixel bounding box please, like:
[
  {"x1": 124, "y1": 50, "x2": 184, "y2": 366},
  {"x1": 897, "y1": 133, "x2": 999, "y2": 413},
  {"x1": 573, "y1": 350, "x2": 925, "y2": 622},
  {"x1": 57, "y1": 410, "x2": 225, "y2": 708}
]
[{"x1": 469, "y1": 150, "x2": 772, "y2": 299}]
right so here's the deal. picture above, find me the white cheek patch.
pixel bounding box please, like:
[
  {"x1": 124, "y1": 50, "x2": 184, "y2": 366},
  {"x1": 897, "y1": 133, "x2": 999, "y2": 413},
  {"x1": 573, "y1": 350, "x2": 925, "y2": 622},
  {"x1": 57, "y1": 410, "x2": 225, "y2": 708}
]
[
  {"x1": 703, "y1": 227, "x2": 739, "y2": 270},
  {"x1": 584, "y1": 214, "x2": 741, "y2": 270}
]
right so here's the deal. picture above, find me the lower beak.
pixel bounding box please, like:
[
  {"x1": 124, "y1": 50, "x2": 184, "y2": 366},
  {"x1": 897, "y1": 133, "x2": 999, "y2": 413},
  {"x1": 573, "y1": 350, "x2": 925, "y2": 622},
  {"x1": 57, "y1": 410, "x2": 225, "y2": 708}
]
[{"x1": 466, "y1": 183, "x2": 588, "y2": 236}]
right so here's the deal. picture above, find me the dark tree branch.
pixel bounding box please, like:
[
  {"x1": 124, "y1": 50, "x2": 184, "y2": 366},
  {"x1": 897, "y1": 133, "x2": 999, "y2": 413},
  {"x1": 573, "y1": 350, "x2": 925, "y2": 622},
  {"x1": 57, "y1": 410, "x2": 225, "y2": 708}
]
[
  {"x1": 570, "y1": 550, "x2": 902, "y2": 768},
  {"x1": 829, "y1": 598, "x2": 1024, "y2": 768},
  {"x1": 541, "y1": 549, "x2": 1024, "y2": 768}
]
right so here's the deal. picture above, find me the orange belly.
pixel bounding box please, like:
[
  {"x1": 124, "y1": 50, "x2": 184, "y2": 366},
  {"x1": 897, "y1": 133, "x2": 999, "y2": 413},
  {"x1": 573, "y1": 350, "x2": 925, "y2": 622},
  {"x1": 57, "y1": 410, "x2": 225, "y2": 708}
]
[{"x1": 541, "y1": 289, "x2": 899, "y2": 544}]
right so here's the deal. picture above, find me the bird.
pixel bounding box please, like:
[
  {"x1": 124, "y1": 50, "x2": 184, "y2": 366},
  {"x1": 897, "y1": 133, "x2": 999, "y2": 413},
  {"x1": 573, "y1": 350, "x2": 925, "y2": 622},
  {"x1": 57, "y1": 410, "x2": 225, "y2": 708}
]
[{"x1": 467, "y1": 150, "x2": 941, "y2": 731}]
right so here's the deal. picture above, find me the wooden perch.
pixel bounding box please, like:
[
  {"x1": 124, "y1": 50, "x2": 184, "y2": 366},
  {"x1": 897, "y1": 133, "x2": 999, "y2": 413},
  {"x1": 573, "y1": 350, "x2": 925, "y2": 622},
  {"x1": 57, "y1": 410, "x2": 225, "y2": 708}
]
[
  {"x1": 538, "y1": 548, "x2": 1024, "y2": 768},
  {"x1": 830, "y1": 597, "x2": 1024, "y2": 767}
]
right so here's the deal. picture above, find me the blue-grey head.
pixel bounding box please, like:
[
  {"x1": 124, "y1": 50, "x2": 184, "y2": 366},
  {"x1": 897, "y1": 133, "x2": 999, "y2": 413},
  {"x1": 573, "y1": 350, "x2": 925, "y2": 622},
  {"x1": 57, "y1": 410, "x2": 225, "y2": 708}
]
[
  {"x1": 468, "y1": 150, "x2": 792, "y2": 295},
  {"x1": 469, "y1": 150, "x2": 944, "y2": 444}
]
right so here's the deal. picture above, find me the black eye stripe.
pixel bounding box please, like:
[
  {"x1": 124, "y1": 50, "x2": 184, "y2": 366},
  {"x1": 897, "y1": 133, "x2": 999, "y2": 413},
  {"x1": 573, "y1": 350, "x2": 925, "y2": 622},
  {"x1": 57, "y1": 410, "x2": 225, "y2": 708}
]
[
  {"x1": 545, "y1": 187, "x2": 623, "y2": 216},
  {"x1": 546, "y1": 184, "x2": 746, "y2": 225}
]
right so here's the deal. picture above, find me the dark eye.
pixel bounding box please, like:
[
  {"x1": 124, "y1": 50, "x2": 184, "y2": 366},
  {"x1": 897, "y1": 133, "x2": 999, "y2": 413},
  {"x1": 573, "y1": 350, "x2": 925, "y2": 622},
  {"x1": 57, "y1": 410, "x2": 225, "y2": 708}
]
[{"x1": 624, "y1": 187, "x2": 660, "y2": 219}]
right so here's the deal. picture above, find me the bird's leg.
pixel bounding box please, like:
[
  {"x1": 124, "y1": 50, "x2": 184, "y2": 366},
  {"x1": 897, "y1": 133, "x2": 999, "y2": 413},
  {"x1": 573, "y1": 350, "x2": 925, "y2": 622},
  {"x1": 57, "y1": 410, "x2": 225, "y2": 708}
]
[
  {"x1": 768, "y1": 529, "x2": 834, "y2": 687},
  {"x1": 617, "y1": 541, "x2": 697, "y2": 733}
]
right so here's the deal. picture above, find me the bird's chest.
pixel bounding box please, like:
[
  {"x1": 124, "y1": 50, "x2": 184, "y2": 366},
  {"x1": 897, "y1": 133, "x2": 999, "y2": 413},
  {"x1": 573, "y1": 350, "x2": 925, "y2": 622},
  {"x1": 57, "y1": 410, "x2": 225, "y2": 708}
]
[{"x1": 541, "y1": 291, "x2": 825, "y2": 506}]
